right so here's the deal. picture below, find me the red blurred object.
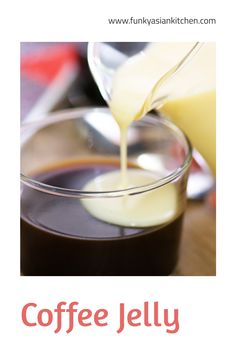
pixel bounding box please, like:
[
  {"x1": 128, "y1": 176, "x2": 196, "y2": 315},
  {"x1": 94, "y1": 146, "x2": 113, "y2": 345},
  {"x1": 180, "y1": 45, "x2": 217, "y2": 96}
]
[
  {"x1": 190, "y1": 157, "x2": 202, "y2": 172},
  {"x1": 21, "y1": 44, "x2": 78, "y2": 85},
  {"x1": 21, "y1": 43, "x2": 80, "y2": 121},
  {"x1": 207, "y1": 190, "x2": 216, "y2": 209}
]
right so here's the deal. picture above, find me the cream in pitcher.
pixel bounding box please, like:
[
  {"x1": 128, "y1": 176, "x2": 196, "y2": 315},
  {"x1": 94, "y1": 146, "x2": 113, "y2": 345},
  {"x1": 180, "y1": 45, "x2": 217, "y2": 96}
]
[{"x1": 83, "y1": 42, "x2": 215, "y2": 227}]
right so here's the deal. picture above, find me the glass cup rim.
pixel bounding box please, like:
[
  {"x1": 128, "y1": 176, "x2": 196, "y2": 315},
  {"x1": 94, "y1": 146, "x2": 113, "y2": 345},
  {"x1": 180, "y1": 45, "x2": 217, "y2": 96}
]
[{"x1": 20, "y1": 107, "x2": 192, "y2": 198}]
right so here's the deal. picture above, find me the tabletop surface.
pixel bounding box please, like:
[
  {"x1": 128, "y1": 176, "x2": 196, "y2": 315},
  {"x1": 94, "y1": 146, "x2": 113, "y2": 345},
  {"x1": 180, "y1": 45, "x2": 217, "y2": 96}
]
[{"x1": 173, "y1": 199, "x2": 216, "y2": 276}]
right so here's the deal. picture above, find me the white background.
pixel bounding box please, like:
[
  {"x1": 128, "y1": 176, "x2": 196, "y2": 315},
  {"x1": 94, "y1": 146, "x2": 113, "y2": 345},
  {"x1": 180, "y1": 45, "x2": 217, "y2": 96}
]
[{"x1": 0, "y1": 0, "x2": 236, "y2": 352}]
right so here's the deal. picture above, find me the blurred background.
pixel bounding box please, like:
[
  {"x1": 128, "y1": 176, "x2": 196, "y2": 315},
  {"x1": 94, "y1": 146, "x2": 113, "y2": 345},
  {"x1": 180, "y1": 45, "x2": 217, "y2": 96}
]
[{"x1": 21, "y1": 42, "x2": 102, "y2": 121}]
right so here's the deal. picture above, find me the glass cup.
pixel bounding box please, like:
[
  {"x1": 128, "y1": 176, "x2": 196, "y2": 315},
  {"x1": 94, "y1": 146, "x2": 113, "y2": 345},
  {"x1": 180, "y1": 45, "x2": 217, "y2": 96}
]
[{"x1": 21, "y1": 107, "x2": 192, "y2": 276}]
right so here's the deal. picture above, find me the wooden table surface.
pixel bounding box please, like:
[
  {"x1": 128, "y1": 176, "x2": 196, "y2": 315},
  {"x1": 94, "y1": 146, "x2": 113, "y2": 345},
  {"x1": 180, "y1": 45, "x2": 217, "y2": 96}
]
[{"x1": 173, "y1": 199, "x2": 216, "y2": 276}]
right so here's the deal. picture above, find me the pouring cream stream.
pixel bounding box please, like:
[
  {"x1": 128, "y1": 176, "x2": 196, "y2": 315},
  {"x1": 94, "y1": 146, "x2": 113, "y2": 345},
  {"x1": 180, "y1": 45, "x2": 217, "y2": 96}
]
[{"x1": 82, "y1": 42, "x2": 215, "y2": 227}]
